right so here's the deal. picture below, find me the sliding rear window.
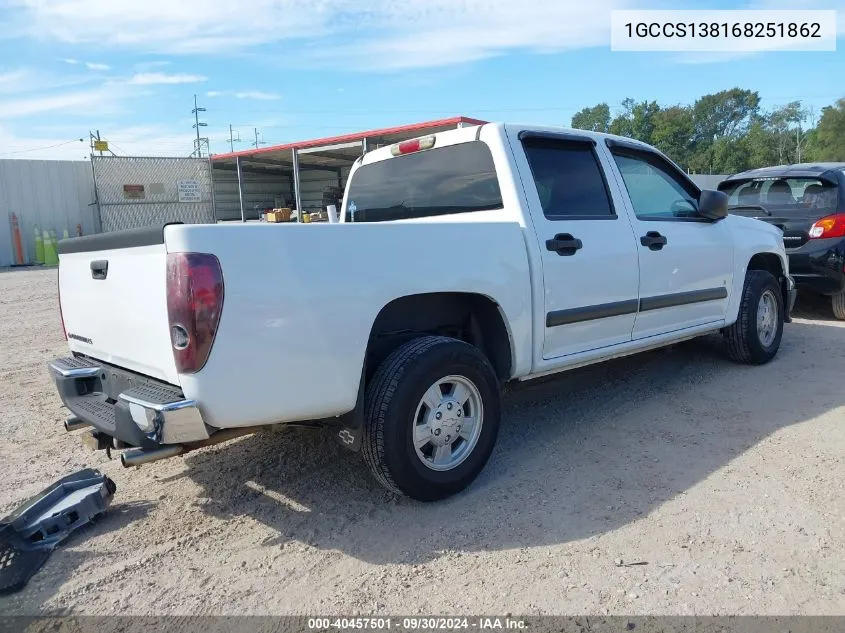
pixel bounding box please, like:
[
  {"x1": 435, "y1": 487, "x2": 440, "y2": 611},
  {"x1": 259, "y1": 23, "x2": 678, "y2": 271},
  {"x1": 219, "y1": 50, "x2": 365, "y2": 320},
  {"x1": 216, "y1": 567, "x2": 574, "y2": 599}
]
[
  {"x1": 344, "y1": 141, "x2": 503, "y2": 222},
  {"x1": 719, "y1": 177, "x2": 839, "y2": 215}
]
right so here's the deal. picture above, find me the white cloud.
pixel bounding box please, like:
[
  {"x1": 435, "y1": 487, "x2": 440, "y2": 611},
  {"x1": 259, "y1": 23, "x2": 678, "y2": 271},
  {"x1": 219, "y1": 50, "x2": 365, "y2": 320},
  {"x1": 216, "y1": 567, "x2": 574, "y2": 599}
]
[
  {"x1": 235, "y1": 91, "x2": 281, "y2": 100},
  {"x1": 126, "y1": 72, "x2": 207, "y2": 85},
  {"x1": 61, "y1": 57, "x2": 109, "y2": 70},
  {"x1": 206, "y1": 90, "x2": 282, "y2": 100},
  {"x1": 15, "y1": 0, "x2": 643, "y2": 69},
  {"x1": 0, "y1": 86, "x2": 122, "y2": 119}
]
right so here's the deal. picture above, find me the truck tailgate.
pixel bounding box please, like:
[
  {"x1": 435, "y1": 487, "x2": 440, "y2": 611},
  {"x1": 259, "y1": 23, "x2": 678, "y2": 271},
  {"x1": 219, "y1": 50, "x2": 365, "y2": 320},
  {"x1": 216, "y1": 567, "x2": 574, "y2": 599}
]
[{"x1": 58, "y1": 230, "x2": 179, "y2": 386}]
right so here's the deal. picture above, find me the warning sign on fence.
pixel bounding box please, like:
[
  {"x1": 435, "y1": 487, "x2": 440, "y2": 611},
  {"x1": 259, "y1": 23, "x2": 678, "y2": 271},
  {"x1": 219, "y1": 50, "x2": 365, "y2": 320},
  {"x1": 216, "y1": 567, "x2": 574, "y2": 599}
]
[
  {"x1": 122, "y1": 184, "x2": 145, "y2": 199},
  {"x1": 177, "y1": 179, "x2": 201, "y2": 203}
]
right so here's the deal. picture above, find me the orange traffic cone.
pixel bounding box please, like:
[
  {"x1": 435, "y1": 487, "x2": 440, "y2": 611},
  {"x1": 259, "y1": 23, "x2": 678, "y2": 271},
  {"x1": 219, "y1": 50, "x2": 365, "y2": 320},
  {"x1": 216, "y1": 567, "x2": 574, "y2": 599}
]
[{"x1": 9, "y1": 213, "x2": 25, "y2": 265}]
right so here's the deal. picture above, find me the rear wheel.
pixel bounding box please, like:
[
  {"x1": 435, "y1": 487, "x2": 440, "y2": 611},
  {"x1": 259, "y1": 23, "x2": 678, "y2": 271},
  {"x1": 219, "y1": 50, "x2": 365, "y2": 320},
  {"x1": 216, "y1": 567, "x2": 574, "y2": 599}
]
[
  {"x1": 832, "y1": 291, "x2": 845, "y2": 320},
  {"x1": 724, "y1": 270, "x2": 784, "y2": 365},
  {"x1": 362, "y1": 336, "x2": 501, "y2": 501}
]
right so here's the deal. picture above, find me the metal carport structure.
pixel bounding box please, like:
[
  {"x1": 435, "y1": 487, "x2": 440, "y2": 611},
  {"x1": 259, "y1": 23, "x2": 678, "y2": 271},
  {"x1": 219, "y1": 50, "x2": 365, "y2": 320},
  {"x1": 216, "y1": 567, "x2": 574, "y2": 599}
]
[{"x1": 210, "y1": 116, "x2": 486, "y2": 222}]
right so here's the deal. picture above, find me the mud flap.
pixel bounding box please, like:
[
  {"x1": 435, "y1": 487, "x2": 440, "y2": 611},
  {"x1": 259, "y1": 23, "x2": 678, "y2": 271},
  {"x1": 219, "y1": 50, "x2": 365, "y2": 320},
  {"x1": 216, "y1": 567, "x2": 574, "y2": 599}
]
[
  {"x1": 0, "y1": 468, "x2": 116, "y2": 594},
  {"x1": 335, "y1": 426, "x2": 362, "y2": 451}
]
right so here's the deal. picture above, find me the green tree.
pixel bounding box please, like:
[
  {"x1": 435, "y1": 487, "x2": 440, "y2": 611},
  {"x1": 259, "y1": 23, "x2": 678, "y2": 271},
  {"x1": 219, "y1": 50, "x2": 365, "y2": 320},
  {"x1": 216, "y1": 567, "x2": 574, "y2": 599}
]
[
  {"x1": 807, "y1": 98, "x2": 845, "y2": 161},
  {"x1": 692, "y1": 88, "x2": 761, "y2": 143},
  {"x1": 744, "y1": 118, "x2": 778, "y2": 169},
  {"x1": 767, "y1": 101, "x2": 806, "y2": 164},
  {"x1": 609, "y1": 98, "x2": 661, "y2": 144},
  {"x1": 571, "y1": 103, "x2": 611, "y2": 132},
  {"x1": 651, "y1": 106, "x2": 694, "y2": 168}
]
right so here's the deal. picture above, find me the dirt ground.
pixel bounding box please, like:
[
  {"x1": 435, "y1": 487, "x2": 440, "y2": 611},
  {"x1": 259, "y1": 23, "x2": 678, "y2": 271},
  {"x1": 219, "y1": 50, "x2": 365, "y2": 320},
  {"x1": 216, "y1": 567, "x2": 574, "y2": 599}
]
[{"x1": 0, "y1": 266, "x2": 843, "y2": 616}]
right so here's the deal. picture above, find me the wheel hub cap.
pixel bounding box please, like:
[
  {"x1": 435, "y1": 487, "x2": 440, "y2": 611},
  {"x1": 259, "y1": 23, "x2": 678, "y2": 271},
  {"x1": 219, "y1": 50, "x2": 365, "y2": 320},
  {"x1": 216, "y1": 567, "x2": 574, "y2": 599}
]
[
  {"x1": 428, "y1": 399, "x2": 462, "y2": 447},
  {"x1": 757, "y1": 290, "x2": 778, "y2": 347},
  {"x1": 412, "y1": 375, "x2": 484, "y2": 472}
]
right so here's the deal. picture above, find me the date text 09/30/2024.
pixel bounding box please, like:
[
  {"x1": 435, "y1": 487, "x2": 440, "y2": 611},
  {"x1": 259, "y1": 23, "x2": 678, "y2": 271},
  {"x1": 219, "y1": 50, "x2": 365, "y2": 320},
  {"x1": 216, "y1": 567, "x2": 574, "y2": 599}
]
[{"x1": 308, "y1": 617, "x2": 527, "y2": 631}]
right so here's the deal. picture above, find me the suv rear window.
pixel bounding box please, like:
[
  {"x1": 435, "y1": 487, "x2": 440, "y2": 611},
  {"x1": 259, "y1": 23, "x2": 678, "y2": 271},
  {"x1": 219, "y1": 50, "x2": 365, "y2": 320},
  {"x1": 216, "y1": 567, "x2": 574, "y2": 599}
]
[
  {"x1": 719, "y1": 177, "x2": 839, "y2": 215},
  {"x1": 344, "y1": 141, "x2": 503, "y2": 222}
]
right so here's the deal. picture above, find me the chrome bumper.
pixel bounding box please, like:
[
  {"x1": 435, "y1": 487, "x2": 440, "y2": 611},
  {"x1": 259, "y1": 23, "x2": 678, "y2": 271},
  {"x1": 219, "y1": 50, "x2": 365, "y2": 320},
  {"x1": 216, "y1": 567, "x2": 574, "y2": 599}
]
[
  {"x1": 118, "y1": 392, "x2": 209, "y2": 444},
  {"x1": 48, "y1": 356, "x2": 210, "y2": 446}
]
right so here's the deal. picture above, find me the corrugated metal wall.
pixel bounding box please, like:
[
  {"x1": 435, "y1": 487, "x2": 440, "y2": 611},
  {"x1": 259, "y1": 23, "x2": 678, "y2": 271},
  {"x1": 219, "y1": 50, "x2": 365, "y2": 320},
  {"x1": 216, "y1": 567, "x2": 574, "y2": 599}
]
[
  {"x1": 300, "y1": 168, "x2": 349, "y2": 212},
  {"x1": 212, "y1": 167, "x2": 293, "y2": 221},
  {"x1": 0, "y1": 160, "x2": 96, "y2": 267},
  {"x1": 213, "y1": 166, "x2": 352, "y2": 221}
]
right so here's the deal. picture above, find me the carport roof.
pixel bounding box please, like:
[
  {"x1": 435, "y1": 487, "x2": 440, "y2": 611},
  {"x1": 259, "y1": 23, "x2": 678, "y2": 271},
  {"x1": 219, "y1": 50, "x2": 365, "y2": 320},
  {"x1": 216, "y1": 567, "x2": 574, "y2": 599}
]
[{"x1": 210, "y1": 116, "x2": 487, "y2": 172}]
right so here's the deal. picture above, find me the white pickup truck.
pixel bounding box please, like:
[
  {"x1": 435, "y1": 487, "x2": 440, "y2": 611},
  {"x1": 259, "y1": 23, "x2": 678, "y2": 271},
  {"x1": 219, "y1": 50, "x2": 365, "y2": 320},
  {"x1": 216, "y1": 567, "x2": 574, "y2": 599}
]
[{"x1": 51, "y1": 123, "x2": 796, "y2": 501}]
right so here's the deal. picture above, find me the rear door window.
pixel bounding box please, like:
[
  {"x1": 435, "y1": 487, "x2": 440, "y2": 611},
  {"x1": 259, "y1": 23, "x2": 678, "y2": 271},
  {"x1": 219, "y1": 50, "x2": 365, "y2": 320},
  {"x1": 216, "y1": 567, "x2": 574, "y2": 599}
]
[
  {"x1": 344, "y1": 141, "x2": 503, "y2": 222},
  {"x1": 521, "y1": 138, "x2": 616, "y2": 219}
]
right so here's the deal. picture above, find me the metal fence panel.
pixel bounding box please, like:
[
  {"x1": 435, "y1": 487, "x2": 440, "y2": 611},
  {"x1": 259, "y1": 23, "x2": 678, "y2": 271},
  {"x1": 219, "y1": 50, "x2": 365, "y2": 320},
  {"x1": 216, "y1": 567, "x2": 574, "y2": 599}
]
[{"x1": 92, "y1": 157, "x2": 214, "y2": 232}]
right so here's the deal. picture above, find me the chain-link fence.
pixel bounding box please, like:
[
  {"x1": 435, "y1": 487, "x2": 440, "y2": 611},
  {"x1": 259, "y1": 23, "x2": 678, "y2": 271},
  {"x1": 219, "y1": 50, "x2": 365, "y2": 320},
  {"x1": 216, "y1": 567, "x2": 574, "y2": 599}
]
[{"x1": 92, "y1": 157, "x2": 215, "y2": 232}]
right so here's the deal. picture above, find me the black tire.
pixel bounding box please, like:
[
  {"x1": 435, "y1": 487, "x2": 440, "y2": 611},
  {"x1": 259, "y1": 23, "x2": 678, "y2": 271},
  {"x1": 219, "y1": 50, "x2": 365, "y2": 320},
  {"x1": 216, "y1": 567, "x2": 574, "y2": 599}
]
[
  {"x1": 724, "y1": 270, "x2": 784, "y2": 365},
  {"x1": 362, "y1": 336, "x2": 501, "y2": 501},
  {"x1": 832, "y1": 291, "x2": 845, "y2": 320}
]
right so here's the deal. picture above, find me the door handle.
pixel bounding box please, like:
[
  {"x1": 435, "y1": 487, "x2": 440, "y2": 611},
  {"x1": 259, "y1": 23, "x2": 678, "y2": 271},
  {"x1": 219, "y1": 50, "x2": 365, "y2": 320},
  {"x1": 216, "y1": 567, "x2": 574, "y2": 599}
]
[
  {"x1": 640, "y1": 231, "x2": 668, "y2": 251},
  {"x1": 546, "y1": 234, "x2": 583, "y2": 256},
  {"x1": 90, "y1": 260, "x2": 108, "y2": 280}
]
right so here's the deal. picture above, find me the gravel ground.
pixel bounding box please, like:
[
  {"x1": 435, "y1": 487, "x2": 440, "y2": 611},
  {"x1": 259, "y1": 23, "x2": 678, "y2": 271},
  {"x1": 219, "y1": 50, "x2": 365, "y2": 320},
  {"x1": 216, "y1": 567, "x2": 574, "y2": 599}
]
[{"x1": 0, "y1": 266, "x2": 843, "y2": 616}]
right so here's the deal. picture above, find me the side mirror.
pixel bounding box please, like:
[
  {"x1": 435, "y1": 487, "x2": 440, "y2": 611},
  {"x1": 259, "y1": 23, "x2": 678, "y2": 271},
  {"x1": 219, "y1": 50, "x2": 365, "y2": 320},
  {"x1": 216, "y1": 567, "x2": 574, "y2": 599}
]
[{"x1": 698, "y1": 189, "x2": 729, "y2": 221}]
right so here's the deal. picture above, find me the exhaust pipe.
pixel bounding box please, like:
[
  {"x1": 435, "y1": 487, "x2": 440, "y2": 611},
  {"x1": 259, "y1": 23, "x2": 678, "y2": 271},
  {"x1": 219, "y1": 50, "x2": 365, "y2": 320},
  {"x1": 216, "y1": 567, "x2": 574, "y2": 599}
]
[
  {"x1": 64, "y1": 416, "x2": 89, "y2": 432},
  {"x1": 121, "y1": 444, "x2": 185, "y2": 467},
  {"x1": 120, "y1": 425, "x2": 267, "y2": 468}
]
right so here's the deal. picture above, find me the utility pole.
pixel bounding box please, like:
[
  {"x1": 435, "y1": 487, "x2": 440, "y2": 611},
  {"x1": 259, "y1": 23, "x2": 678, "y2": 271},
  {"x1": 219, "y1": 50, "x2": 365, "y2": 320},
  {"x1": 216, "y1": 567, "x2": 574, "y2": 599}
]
[
  {"x1": 228, "y1": 124, "x2": 241, "y2": 153},
  {"x1": 89, "y1": 130, "x2": 116, "y2": 157},
  {"x1": 88, "y1": 130, "x2": 103, "y2": 157},
  {"x1": 192, "y1": 94, "x2": 209, "y2": 157},
  {"x1": 253, "y1": 127, "x2": 266, "y2": 150}
]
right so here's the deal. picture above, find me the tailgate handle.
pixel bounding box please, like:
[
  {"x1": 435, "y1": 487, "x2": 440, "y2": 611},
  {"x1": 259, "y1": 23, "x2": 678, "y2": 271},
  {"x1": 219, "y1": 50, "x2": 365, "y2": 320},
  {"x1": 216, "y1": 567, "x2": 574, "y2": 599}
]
[{"x1": 90, "y1": 260, "x2": 108, "y2": 280}]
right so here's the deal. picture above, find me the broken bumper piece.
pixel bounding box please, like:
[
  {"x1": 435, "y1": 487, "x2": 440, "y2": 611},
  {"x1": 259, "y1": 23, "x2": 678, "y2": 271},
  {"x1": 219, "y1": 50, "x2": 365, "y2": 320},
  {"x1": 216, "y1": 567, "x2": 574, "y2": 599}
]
[{"x1": 0, "y1": 468, "x2": 116, "y2": 594}]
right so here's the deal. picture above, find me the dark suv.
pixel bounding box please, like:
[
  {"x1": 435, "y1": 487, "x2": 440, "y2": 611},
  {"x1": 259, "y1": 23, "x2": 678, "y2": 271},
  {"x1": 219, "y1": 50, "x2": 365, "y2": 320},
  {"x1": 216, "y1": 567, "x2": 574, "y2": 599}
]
[{"x1": 719, "y1": 164, "x2": 845, "y2": 319}]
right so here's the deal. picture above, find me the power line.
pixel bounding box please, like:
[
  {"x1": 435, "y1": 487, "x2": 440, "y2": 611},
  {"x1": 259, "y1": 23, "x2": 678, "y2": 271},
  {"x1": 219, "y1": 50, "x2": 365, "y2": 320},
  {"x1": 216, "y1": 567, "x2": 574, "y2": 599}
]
[{"x1": 0, "y1": 138, "x2": 85, "y2": 157}]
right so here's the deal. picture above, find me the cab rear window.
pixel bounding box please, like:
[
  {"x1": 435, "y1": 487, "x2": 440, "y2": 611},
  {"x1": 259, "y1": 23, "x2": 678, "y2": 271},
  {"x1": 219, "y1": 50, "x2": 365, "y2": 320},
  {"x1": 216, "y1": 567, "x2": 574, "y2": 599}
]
[
  {"x1": 344, "y1": 141, "x2": 503, "y2": 222},
  {"x1": 719, "y1": 177, "x2": 839, "y2": 215}
]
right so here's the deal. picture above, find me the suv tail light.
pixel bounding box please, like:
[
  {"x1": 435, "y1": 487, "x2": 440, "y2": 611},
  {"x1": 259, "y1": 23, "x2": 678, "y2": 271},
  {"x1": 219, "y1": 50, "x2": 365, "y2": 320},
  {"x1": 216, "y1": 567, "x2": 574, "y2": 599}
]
[
  {"x1": 166, "y1": 253, "x2": 224, "y2": 374},
  {"x1": 808, "y1": 214, "x2": 845, "y2": 239}
]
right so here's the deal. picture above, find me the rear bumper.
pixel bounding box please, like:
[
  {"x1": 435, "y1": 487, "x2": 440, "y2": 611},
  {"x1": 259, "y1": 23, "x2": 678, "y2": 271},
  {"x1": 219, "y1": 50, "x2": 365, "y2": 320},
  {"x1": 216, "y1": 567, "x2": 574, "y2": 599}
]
[
  {"x1": 787, "y1": 237, "x2": 845, "y2": 296},
  {"x1": 48, "y1": 356, "x2": 210, "y2": 448}
]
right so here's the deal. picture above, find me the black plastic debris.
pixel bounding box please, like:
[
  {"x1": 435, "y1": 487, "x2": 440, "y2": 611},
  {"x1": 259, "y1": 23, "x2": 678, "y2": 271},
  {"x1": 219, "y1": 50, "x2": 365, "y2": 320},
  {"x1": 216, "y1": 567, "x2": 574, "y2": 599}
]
[{"x1": 0, "y1": 468, "x2": 116, "y2": 594}]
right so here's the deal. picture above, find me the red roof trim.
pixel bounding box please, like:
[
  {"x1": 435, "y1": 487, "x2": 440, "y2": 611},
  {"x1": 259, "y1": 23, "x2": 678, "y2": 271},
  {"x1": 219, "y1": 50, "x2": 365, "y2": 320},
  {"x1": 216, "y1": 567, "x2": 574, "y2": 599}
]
[{"x1": 211, "y1": 116, "x2": 487, "y2": 161}]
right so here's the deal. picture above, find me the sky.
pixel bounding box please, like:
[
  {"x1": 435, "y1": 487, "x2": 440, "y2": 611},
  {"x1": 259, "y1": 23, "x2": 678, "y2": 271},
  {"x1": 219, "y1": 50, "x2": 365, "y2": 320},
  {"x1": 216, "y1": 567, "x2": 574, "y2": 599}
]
[{"x1": 0, "y1": 0, "x2": 842, "y2": 161}]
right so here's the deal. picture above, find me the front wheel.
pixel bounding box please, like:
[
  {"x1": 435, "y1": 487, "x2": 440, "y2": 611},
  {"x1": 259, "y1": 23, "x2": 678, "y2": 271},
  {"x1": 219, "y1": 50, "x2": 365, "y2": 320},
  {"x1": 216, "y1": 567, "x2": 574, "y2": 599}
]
[
  {"x1": 832, "y1": 291, "x2": 845, "y2": 320},
  {"x1": 362, "y1": 336, "x2": 501, "y2": 501},
  {"x1": 724, "y1": 270, "x2": 784, "y2": 365}
]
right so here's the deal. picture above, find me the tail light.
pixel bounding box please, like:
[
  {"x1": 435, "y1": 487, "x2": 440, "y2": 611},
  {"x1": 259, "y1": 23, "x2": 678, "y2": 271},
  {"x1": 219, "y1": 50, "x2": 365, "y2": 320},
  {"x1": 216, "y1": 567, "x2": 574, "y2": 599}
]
[
  {"x1": 57, "y1": 270, "x2": 66, "y2": 341},
  {"x1": 390, "y1": 135, "x2": 436, "y2": 156},
  {"x1": 166, "y1": 253, "x2": 224, "y2": 374},
  {"x1": 808, "y1": 214, "x2": 845, "y2": 239}
]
